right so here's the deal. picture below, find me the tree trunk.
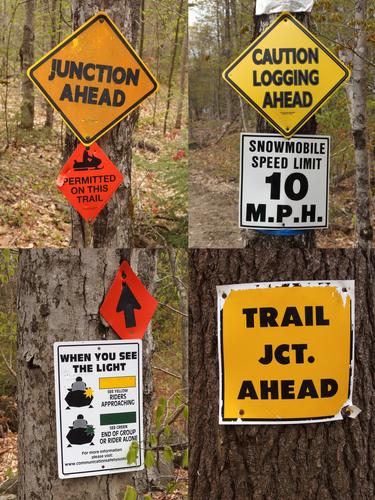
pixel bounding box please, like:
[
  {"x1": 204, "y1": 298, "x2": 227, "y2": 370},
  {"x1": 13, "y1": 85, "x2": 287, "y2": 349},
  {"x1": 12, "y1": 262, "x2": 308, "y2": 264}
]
[
  {"x1": 189, "y1": 248, "x2": 375, "y2": 499},
  {"x1": 241, "y1": 11, "x2": 317, "y2": 249},
  {"x1": 19, "y1": 0, "x2": 35, "y2": 129},
  {"x1": 163, "y1": 0, "x2": 185, "y2": 135},
  {"x1": 175, "y1": 26, "x2": 188, "y2": 130},
  {"x1": 44, "y1": 0, "x2": 57, "y2": 128},
  {"x1": 167, "y1": 248, "x2": 188, "y2": 396},
  {"x1": 223, "y1": 0, "x2": 233, "y2": 120},
  {"x1": 17, "y1": 248, "x2": 157, "y2": 499},
  {"x1": 67, "y1": 1, "x2": 142, "y2": 248},
  {"x1": 351, "y1": 0, "x2": 373, "y2": 249}
]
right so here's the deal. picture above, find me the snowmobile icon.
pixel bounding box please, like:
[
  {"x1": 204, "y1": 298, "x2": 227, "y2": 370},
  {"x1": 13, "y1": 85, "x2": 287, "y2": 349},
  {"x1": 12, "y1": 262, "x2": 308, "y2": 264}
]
[
  {"x1": 66, "y1": 415, "x2": 95, "y2": 446},
  {"x1": 65, "y1": 377, "x2": 94, "y2": 409},
  {"x1": 73, "y1": 149, "x2": 103, "y2": 171}
]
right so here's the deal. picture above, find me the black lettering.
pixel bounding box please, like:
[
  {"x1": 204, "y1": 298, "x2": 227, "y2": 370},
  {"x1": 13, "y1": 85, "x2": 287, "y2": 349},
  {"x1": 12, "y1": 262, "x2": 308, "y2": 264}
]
[
  {"x1": 297, "y1": 379, "x2": 319, "y2": 399},
  {"x1": 243, "y1": 308, "x2": 258, "y2": 328},
  {"x1": 281, "y1": 307, "x2": 303, "y2": 327},
  {"x1": 260, "y1": 308, "x2": 278, "y2": 327},
  {"x1": 258, "y1": 344, "x2": 273, "y2": 365},
  {"x1": 238, "y1": 381, "x2": 258, "y2": 399}
]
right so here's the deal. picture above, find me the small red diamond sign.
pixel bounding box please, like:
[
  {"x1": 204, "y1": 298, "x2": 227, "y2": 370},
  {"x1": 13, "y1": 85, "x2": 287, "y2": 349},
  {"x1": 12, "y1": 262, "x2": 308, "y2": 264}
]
[
  {"x1": 56, "y1": 143, "x2": 124, "y2": 222},
  {"x1": 100, "y1": 261, "x2": 158, "y2": 340}
]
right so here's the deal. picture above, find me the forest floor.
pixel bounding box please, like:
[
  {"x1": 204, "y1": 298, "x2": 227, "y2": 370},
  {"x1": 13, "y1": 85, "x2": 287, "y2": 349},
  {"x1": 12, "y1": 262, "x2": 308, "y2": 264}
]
[
  {"x1": 189, "y1": 119, "x2": 374, "y2": 248},
  {"x1": 0, "y1": 80, "x2": 187, "y2": 248}
]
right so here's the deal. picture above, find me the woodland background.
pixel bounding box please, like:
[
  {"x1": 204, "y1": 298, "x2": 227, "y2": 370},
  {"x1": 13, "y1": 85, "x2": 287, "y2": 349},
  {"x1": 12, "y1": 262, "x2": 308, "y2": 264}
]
[
  {"x1": 0, "y1": 0, "x2": 188, "y2": 248},
  {"x1": 189, "y1": 0, "x2": 375, "y2": 248},
  {"x1": 0, "y1": 248, "x2": 188, "y2": 498}
]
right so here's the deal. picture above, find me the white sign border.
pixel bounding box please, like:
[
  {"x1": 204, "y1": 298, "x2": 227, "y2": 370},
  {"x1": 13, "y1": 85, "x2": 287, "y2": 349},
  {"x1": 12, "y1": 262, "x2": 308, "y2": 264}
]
[
  {"x1": 54, "y1": 340, "x2": 144, "y2": 479},
  {"x1": 239, "y1": 133, "x2": 330, "y2": 230},
  {"x1": 217, "y1": 280, "x2": 355, "y2": 425}
]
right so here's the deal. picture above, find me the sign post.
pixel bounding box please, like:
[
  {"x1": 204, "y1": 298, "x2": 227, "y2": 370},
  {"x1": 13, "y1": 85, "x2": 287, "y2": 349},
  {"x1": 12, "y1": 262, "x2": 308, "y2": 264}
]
[
  {"x1": 54, "y1": 340, "x2": 143, "y2": 478},
  {"x1": 240, "y1": 134, "x2": 330, "y2": 230},
  {"x1": 217, "y1": 281, "x2": 355, "y2": 424}
]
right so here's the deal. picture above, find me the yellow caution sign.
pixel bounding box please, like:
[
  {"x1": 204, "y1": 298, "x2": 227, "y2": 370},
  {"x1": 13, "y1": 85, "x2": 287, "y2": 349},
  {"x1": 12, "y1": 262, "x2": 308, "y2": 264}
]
[
  {"x1": 28, "y1": 12, "x2": 159, "y2": 145},
  {"x1": 223, "y1": 13, "x2": 350, "y2": 138},
  {"x1": 218, "y1": 281, "x2": 354, "y2": 424}
]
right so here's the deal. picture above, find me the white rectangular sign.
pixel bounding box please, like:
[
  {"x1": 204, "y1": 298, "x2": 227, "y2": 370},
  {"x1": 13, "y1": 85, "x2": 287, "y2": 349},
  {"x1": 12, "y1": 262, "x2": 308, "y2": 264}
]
[
  {"x1": 240, "y1": 133, "x2": 330, "y2": 230},
  {"x1": 256, "y1": 1, "x2": 314, "y2": 15},
  {"x1": 54, "y1": 340, "x2": 143, "y2": 479}
]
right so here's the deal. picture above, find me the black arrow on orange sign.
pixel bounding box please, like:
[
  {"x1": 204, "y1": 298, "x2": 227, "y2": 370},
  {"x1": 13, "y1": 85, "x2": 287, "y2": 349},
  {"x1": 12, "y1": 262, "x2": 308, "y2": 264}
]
[{"x1": 116, "y1": 273, "x2": 141, "y2": 328}]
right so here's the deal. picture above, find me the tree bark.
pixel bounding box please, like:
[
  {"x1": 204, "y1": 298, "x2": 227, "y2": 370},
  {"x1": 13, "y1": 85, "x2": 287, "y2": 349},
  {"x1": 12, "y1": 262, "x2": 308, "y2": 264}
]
[
  {"x1": 44, "y1": 0, "x2": 58, "y2": 128},
  {"x1": 67, "y1": 1, "x2": 142, "y2": 248},
  {"x1": 19, "y1": 0, "x2": 35, "y2": 129},
  {"x1": 189, "y1": 248, "x2": 375, "y2": 499},
  {"x1": 223, "y1": 0, "x2": 234, "y2": 120},
  {"x1": 175, "y1": 25, "x2": 188, "y2": 130},
  {"x1": 163, "y1": 0, "x2": 185, "y2": 135},
  {"x1": 17, "y1": 248, "x2": 157, "y2": 499},
  {"x1": 350, "y1": 0, "x2": 373, "y2": 249},
  {"x1": 241, "y1": 11, "x2": 317, "y2": 249}
]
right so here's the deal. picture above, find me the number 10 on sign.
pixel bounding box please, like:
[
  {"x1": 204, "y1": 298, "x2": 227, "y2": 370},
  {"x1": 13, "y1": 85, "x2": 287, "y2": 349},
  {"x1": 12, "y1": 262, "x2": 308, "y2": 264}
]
[{"x1": 239, "y1": 134, "x2": 330, "y2": 230}]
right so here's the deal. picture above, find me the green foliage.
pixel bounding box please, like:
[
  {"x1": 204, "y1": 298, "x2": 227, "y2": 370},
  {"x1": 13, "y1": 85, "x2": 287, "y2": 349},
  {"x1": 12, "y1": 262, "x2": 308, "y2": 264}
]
[
  {"x1": 123, "y1": 485, "x2": 137, "y2": 500},
  {"x1": 145, "y1": 450, "x2": 155, "y2": 468},
  {"x1": 163, "y1": 445, "x2": 174, "y2": 463},
  {"x1": 166, "y1": 482, "x2": 178, "y2": 494},
  {"x1": 126, "y1": 441, "x2": 139, "y2": 465},
  {"x1": 0, "y1": 250, "x2": 18, "y2": 395},
  {"x1": 182, "y1": 448, "x2": 189, "y2": 469},
  {"x1": 156, "y1": 396, "x2": 167, "y2": 430},
  {"x1": 183, "y1": 405, "x2": 188, "y2": 420}
]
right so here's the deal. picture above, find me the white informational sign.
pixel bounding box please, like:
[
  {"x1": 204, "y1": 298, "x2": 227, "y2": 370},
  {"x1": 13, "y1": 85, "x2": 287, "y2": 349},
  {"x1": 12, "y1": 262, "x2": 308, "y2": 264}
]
[
  {"x1": 54, "y1": 340, "x2": 143, "y2": 479},
  {"x1": 240, "y1": 134, "x2": 330, "y2": 230},
  {"x1": 256, "y1": 0, "x2": 314, "y2": 15}
]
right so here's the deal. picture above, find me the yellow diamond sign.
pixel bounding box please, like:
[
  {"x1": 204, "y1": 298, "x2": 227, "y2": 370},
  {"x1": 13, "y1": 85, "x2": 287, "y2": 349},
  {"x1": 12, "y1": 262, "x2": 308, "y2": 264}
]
[
  {"x1": 218, "y1": 281, "x2": 354, "y2": 424},
  {"x1": 28, "y1": 12, "x2": 159, "y2": 145},
  {"x1": 223, "y1": 13, "x2": 350, "y2": 138}
]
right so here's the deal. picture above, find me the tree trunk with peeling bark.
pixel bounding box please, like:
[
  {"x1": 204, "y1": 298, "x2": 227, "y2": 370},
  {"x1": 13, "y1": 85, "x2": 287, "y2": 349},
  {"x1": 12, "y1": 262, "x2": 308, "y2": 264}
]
[
  {"x1": 17, "y1": 248, "x2": 156, "y2": 499},
  {"x1": 241, "y1": 11, "x2": 316, "y2": 249},
  {"x1": 67, "y1": 1, "x2": 142, "y2": 248},
  {"x1": 189, "y1": 248, "x2": 375, "y2": 499},
  {"x1": 19, "y1": 0, "x2": 35, "y2": 129}
]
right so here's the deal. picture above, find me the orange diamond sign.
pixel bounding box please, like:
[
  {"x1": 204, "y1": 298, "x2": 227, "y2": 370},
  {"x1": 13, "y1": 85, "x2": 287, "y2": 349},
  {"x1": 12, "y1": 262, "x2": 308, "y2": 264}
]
[
  {"x1": 223, "y1": 13, "x2": 350, "y2": 138},
  {"x1": 28, "y1": 12, "x2": 159, "y2": 145},
  {"x1": 56, "y1": 143, "x2": 124, "y2": 222}
]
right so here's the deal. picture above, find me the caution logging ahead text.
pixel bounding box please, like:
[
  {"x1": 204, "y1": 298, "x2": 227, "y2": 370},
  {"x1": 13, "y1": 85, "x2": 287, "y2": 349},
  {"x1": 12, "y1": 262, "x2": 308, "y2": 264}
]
[{"x1": 252, "y1": 48, "x2": 319, "y2": 109}]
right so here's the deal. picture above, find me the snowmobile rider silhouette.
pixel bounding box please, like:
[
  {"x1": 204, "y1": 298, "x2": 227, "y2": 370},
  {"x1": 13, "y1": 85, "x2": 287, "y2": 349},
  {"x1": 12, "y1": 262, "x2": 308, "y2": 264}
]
[
  {"x1": 72, "y1": 415, "x2": 88, "y2": 429},
  {"x1": 71, "y1": 376, "x2": 87, "y2": 392},
  {"x1": 73, "y1": 148, "x2": 102, "y2": 170}
]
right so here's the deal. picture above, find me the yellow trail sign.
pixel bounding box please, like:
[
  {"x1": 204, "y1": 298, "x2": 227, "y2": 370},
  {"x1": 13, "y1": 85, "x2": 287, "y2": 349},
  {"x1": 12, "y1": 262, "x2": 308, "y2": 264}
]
[
  {"x1": 217, "y1": 281, "x2": 355, "y2": 424},
  {"x1": 222, "y1": 13, "x2": 350, "y2": 138},
  {"x1": 28, "y1": 12, "x2": 159, "y2": 146}
]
